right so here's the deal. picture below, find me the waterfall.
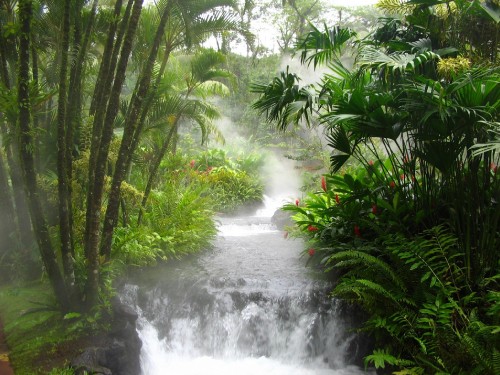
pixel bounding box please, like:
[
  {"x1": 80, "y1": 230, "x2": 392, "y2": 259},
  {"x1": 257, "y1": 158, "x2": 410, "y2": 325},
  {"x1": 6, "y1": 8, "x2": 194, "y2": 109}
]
[{"x1": 120, "y1": 196, "x2": 371, "y2": 375}]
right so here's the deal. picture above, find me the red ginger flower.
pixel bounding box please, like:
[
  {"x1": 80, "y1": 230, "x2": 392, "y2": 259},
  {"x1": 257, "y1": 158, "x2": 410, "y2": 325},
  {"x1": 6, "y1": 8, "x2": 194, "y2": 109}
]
[
  {"x1": 307, "y1": 225, "x2": 318, "y2": 232},
  {"x1": 354, "y1": 225, "x2": 361, "y2": 238},
  {"x1": 491, "y1": 162, "x2": 498, "y2": 174},
  {"x1": 369, "y1": 160, "x2": 374, "y2": 166},
  {"x1": 389, "y1": 181, "x2": 396, "y2": 188},
  {"x1": 335, "y1": 194, "x2": 340, "y2": 204},
  {"x1": 295, "y1": 199, "x2": 300, "y2": 206},
  {"x1": 308, "y1": 248, "x2": 315, "y2": 257},
  {"x1": 321, "y1": 176, "x2": 327, "y2": 192}
]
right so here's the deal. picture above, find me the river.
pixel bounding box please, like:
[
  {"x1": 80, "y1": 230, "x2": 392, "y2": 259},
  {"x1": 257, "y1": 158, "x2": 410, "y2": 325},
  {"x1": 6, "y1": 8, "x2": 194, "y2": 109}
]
[{"x1": 120, "y1": 197, "x2": 372, "y2": 375}]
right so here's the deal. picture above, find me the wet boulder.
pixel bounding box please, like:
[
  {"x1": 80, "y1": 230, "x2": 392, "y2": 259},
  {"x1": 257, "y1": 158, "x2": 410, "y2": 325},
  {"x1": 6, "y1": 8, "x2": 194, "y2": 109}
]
[
  {"x1": 71, "y1": 299, "x2": 142, "y2": 375},
  {"x1": 271, "y1": 208, "x2": 293, "y2": 230}
]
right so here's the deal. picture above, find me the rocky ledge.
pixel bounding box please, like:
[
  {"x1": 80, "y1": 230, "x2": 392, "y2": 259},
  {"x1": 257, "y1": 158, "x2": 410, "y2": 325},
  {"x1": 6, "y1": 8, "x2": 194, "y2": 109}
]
[{"x1": 71, "y1": 298, "x2": 142, "y2": 375}]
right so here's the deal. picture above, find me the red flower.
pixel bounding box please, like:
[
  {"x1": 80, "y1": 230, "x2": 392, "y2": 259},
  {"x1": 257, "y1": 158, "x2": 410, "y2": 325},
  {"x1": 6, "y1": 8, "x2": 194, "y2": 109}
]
[
  {"x1": 371, "y1": 204, "x2": 377, "y2": 215},
  {"x1": 491, "y1": 162, "x2": 498, "y2": 174},
  {"x1": 295, "y1": 199, "x2": 300, "y2": 206},
  {"x1": 400, "y1": 174, "x2": 405, "y2": 180},
  {"x1": 369, "y1": 160, "x2": 374, "y2": 166},
  {"x1": 307, "y1": 225, "x2": 318, "y2": 232},
  {"x1": 389, "y1": 181, "x2": 396, "y2": 188},
  {"x1": 308, "y1": 248, "x2": 315, "y2": 257},
  {"x1": 335, "y1": 194, "x2": 340, "y2": 204},
  {"x1": 189, "y1": 160, "x2": 195, "y2": 168},
  {"x1": 321, "y1": 176, "x2": 327, "y2": 192},
  {"x1": 283, "y1": 231, "x2": 288, "y2": 239},
  {"x1": 354, "y1": 225, "x2": 361, "y2": 238}
]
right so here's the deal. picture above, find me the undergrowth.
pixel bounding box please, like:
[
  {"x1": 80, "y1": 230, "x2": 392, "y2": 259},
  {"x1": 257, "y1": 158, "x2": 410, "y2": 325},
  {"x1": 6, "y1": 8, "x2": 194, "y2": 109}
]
[{"x1": 0, "y1": 283, "x2": 101, "y2": 374}]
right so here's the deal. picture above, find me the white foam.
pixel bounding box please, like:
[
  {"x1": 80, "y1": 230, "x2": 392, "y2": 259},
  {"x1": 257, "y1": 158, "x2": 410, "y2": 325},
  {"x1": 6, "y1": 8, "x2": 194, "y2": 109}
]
[{"x1": 217, "y1": 223, "x2": 279, "y2": 236}]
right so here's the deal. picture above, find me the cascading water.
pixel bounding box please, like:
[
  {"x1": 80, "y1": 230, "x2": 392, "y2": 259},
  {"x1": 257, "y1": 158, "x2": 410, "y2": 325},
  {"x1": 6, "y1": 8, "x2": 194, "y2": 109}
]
[{"x1": 120, "y1": 196, "x2": 372, "y2": 375}]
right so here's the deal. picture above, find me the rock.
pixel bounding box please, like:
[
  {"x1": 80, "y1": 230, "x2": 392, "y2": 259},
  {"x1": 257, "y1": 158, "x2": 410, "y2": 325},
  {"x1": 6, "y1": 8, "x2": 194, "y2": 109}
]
[
  {"x1": 71, "y1": 347, "x2": 111, "y2": 375},
  {"x1": 71, "y1": 299, "x2": 142, "y2": 375},
  {"x1": 271, "y1": 208, "x2": 294, "y2": 230}
]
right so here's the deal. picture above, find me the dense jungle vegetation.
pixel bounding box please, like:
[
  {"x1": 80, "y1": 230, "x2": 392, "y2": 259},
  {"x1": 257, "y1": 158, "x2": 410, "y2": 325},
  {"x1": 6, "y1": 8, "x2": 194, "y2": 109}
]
[
  {"x1": 253, "y1": 0, "x2": 499, "y2": 374},
  {"x1": 0, "y1": 0, "x2": 498, "y2": 373}
]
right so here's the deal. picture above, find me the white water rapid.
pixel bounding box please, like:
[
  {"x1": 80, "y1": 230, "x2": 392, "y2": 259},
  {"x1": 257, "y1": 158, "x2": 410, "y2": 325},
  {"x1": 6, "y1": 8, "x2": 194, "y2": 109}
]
[{"x1": 120, "y1": 196, "x2": 372, "y2": 375}]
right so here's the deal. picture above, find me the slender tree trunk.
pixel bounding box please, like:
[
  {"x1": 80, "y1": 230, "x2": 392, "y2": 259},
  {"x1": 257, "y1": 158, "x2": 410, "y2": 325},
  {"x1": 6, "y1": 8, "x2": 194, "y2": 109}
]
[
  {"x1": 66, "y1": 0, "x2": 98, "y2": 162},
  {"x1": 0, "y1": 10, "x2": 35, "y2": 268},
  {"x1": 1, "y1": 130, "x2": 35, "y2": 261},
  {"x1": 0, "y1": 27, "x2": 10, "y2": 88},
  {"x1": 87, "y1": 0, "x2": 126, "y2": 187},
  {"x1": 17, "y1": 0, "x2": 69, "y2": 311},
  {"x1": 137, "y1": 123, "x2": 177, "y2": 225},
  {"x1": 100, "y1": 5, "x2": 171, "y2": 260},
  {"x1": 89, "y1": 0, "x2": 130, "y2": 116},
  {"x1": 0, "y1": 150, "x2": 17, "y2": 260},
  {"x1": 56, "y1": 0, "x2": 77, "y2": 299},
  {"x1": 64, "y1": 0, "x2": 98, "y2": 264},
  {"x1": 84, "y1": 0, "x2": 143, "y2": 309}
]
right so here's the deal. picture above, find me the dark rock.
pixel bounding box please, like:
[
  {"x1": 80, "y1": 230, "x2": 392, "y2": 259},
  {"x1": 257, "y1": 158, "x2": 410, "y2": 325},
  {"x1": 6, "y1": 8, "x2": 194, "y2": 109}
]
[
  {"x1": 271, "y1": 209, "x2": 293, "y2": 230},
  {"x1": 71, "y1": 347, "x2": 111, "y2": 375},
  {"x1": 71, "y1": 299, "x2": 142, "y2": 375}
]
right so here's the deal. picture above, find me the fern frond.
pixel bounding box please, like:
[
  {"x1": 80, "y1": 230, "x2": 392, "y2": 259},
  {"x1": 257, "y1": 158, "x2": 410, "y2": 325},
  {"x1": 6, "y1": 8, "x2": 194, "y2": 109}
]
[{"x1": 326, "y1": 250, "x2": 406, "y2": 291}]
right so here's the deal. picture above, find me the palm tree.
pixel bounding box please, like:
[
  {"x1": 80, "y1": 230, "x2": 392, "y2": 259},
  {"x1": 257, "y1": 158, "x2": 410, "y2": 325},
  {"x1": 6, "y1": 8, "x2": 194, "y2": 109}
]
[
  {"x1": 16, "y1": 0, "x2": 70, "y2": 311},
  {"x1": 98, "y1": 0, "x2": 242, "y2": 261},
  {"x1": 137, "y1": 48, "x2": 233, "y2": 225}
]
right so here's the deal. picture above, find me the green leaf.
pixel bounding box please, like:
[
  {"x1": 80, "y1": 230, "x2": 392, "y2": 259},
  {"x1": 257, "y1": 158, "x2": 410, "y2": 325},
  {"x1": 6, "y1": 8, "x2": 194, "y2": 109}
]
[
  {"x1": 64, "y1": 312, "x2": 82, "y2": 320},
  {"x1": 478, "y1": 0, "x2": 500, "y2": 23},
  {"x1": 364, "y1": 349, "x2": 398, "y2": 369}
]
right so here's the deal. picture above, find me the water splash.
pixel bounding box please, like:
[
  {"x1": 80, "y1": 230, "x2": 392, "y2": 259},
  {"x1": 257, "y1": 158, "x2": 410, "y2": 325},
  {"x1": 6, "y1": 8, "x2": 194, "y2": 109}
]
[{"x1": 120, "y1": 201, "x2": 371, "y2": 375}]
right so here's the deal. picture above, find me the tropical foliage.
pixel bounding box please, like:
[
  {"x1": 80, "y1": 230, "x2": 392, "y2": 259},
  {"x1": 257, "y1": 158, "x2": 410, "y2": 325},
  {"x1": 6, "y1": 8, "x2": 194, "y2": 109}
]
[
  {"x1": 254, "y1": 0, "x2": 499, "y2": 373},
  {"x1": 0, "y1": 0, "x2": 245, "y2": 313}
]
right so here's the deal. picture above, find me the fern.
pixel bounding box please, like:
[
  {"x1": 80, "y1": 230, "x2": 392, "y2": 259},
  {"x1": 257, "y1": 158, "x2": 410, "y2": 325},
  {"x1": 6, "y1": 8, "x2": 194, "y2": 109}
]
[
  {"x1": 386, "y1": 226, "x2": 464, "y2": 293},
  {"x1": 364, "y1": 348, "x2": 398, "y2": 369},
  {"x1": 326, "y1": 249, "x2": 406, "y2": 291}
]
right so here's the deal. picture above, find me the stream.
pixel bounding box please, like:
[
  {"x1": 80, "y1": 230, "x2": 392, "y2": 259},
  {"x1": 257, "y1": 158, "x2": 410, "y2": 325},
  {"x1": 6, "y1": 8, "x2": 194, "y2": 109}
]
[{"x1": 120, "y1": 197, "x2": 372, "y2": 375}]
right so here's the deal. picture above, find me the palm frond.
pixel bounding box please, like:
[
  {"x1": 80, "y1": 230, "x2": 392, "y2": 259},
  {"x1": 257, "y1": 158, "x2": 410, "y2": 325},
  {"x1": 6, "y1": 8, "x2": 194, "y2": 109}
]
[
  {"x1": 359, "y1": 47, "x2": 439, "y2": 77},
  {"x1": 251, "y1": 67, "x2": 314, "y2": 131},
  {"x1": 194, "y1": 81, "x2": 231, "y2": 99},
  {"x1": 297, "y1": 24, "x2": 357, "y2": 69}
]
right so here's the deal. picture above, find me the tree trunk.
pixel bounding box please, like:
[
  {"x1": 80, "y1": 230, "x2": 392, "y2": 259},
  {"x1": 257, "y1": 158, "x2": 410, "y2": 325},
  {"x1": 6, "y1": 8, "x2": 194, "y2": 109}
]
[
  {"x1": 0, "y1": 4, "x2": 35, "y2": 274},
  {"x1": 89, "y1": 0, "x2": 130, "y2": 116},
  {"x1": 17, "y1": 0, "x2": 69, "y2": 311},
  {"x1": 87, "y1": 0, "x2": 126, "y2": 186},
  {"x1": 137, "y1": 123, "x2": 177, "y2": 225},
  {"x1": 84, "y1": 0, "x2": 143, "y2": 310},
  {"x1": 100, "y1": 5, "x2": 171, "y2": 260},
  {"x1": 0, "y1": 150, "x2": 17, "y2": 262},
  {"x1": 56, "y1": 0, "x2": 77, "y2": 299},
  {"x1": 64, "y1": 0, "x2": 98, "y2": 266},
  {"x1": 0, "y1": 130, "x2": 35, "y2": 265}
]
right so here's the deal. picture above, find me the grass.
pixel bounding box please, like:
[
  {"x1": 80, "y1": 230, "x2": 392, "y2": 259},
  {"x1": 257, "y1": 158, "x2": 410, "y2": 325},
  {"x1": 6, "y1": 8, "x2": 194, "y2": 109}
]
[{"x1": 0, "y1": 282, "x2": 98, "y2": 374}]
